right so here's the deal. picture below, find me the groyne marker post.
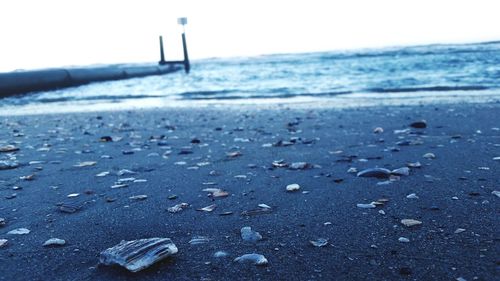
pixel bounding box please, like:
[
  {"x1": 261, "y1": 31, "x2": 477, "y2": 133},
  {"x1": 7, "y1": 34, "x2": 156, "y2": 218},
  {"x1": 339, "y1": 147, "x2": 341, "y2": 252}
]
[
  {"x1": 159, "y1": 36, "x2": 167, "y2": 65},
  {"x1": 178, "y1": 17, "x2": 190, "y2": 73}
]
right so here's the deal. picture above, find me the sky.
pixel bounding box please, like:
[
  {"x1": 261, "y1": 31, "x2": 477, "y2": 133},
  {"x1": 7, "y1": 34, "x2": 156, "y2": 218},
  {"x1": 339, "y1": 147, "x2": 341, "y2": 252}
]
[{"x1": 0, "y1": 0, "x2": 499, "y2": 72}]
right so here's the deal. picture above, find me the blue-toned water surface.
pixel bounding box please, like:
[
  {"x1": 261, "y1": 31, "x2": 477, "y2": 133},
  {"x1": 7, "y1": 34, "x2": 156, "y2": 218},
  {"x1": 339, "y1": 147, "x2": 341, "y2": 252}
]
[{"x1": 1, "y1": 41, "x2": 500, "y2": 114}]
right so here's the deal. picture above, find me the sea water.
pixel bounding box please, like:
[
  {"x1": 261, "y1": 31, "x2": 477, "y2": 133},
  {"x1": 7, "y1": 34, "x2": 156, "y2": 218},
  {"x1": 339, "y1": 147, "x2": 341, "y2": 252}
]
[{"x1": 1, "y1": 41, "x2": 500, "y2": 115}]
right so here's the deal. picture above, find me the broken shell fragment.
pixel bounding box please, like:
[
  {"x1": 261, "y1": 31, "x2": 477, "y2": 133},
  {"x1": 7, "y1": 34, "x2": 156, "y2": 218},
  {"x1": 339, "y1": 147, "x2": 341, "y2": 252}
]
[
  {"x1": 356, "y1": 168, "x2": 391, "y2": 178},
  {"x1": 7, "y1": 228, "x2": 30, "y2": 235},
  {"x1": 373, "y1": 127, "x2": 384, "y2": 134},
  {"x1": 197, "y1": 204, "x2": 217, "y2": 212},
  {"x1": 73, "y1": 161, "x2": 97, "y2": 167},
  {"x1": 398, "y1": 237, "x2": 410, "y2": 243},
  {"x1": 167, "y1": 203, "x2": 189, "y2": 213},
  {"x1": 43, "y1": 238, "x2": 66, "y2": 247},
  {"x1": 240, "y1": 226, "x2": 263, "y2": 242},
  {"x1": 0, "y1": 218, "x2": 5, "y2": 227},
  {"x1": 129, "y1": 195, "x2": 148, "y2": 201},
  {"x1": 226, "y1": 151, "x2": 242, "y2": 158},
  {"x1": 0, "y1": 145, "x2": 19, "y2": 152},
  {"x1": 357, "y1": 203, "x2": 377, "y2": 209},
  {"x1": 401, "y1": 219, "x2": 422, "y2": 227},
  {"x1": 0, "y1": 160, "x2": 19, "y2": 170},
  {"x1": 410, "y1": 120, "x2": 427, "y2": 128},
  {"x1": 0, "y1": 239, "x2": 7, "y2": 248},
  {"x1": 423, "y1": 153, "x2": 435, "y2": 159},
  {"x1": 289, "y1": 162, "x2": 310, "y2": 170},
  {"x1": 189, "y1": 236, "x2": 210, "y2": 245},
  {"x1": 392, "y1": 167, "x2": 410, "y2": 176},
  {"x1": 406, "y1": 162, "x2": 422, "y2": 168},
  {"x1": 234, "y1": 253, "x2": 268, "y2": 266},
  {"x1": 99, "y1": 238, "x2": 178, "y2": 272},
  {"x1": 202, "y1": 188, "x2": 229, "y2": 198},
  {"x1": 286, "y1": 183, "x2": 301, "y2": 192},
  {"x1": 310, "y1": 238, "x2": 328, "y2": 247}
]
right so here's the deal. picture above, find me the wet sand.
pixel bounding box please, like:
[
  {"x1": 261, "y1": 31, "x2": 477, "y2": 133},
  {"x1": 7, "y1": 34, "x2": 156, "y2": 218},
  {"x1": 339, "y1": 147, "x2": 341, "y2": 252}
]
[{"x1": 0, "y1": 102, "x2": 499, "y2": 280}]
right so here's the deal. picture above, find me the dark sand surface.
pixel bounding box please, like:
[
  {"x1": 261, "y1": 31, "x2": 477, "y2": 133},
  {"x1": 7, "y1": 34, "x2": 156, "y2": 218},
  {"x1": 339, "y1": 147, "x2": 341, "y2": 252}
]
[{"x1": 0, "y1": 103, "x2": 499, "y2": 280}]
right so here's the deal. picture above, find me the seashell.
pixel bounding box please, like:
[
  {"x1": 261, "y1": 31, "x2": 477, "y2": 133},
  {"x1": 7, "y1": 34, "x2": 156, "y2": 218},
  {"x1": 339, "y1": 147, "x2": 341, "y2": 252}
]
[
  {"x1": 392, "y1": 167, "x2": 410, "y2": 176},
  {"x1": 406, "y1": 193, "x2": 419, "y2": 199},
  {"x1": 95, "y1": 171, "x2": 110, "y2": 177},
  {"x1": 289, "y1": 162, "x2": 310, "y2": 170},
  {"x1": 226, "y1": 151, "x2": 242, "y2": 158},
  {"x1": 73, "y1": 161, "x2": 97, "y2": 167},
  {"x1": 310, "y1": 238, "x2": 328, "y2": 247},
  {"x1": 129, "y1": 195, "x2": 148, "y2": 201},
  {"x1": 347, "y1": 167, "x2": 358, "y2": 173},
  {"x1": 410, "y1": 120, "x2": 427, "y2": 128},
  {"x1": 167, "y1": 203, "x2": 189, "y2": 213},
  {"x1": 67, "y1": 193, "x2": 80, "y2": 198},
  {"x1": 197, "y1": 204, "x2": 216, "y2": 212},
  {"x1": 406, "y1": 161, "x2": 422, "y2": 168},
  {"x1": 58, "y1": 201, "x2": 83, "y2": 213},
  {"x1": 258, "y1": 204, "x2": 271, "y2": 209},
  {"x1": 100, "y1": 238, "x2": 178, "y2": 272},
  {"x1": 422, "y1": 153, "x2": 435, "y2": 159},
  {"x1": 189, "y1": 236, "x2": 210, "y2": 245},
  {"x1": 357, "y1": 203, "x2": 377, "y2": 209},
  {"x1": 213, "y1": 251, "x2": 229, "y2": 258},
  {"x1": 0, "y1": 160, "x2": 19, "y2": 170},
  {"x1": 203, "y1": 188, "x2": 229, "y2": 198},
  {"x1": 241, "y1": 207, "x2": 273, "y2": 216},
  {"x1": 0, "y1": 217, "x2": 5, "y2": 227},
  {"x1": 373, "y1": 127, "x2": 384, "y2": 134},
  {"x1": 7, "y1": 228, "x2": 30, "y2": 235},
  {"x1": 0, "y1": 239, "x2": 7, "y2": 248},
  {"x1": 240, "y1": 227, "x2": 262, "y2": 242},
  {"x1": 272, "y1": 159, "x2": 288, "y2": 168},
  {"x1": 234, "y1": 253, "x2": 268, "y2": 266},
  {"x1": 398, "y1": 237, "x2": 410, "y2": 243},
  {"x1": 0, "y1": 145, "x2": 19, "y2": 152},
  {"x1": 356, "y1": 168, "x2": 391, "y2": 178},
  {"x1": 43, "y1": 238, "x2": 66, "y2": 247},
  {"x1": 454, "y1": 228, "x2": 466, "y2": 234},
  {"x1": 286, "y1": 183, "x2": 300, "y2": 192},
  {"x1": 400, "y1": 219, "x2": 422, "y2": 227},
  {"x1": 492, "y1": 191, "x2": 500, "y2": 198}
]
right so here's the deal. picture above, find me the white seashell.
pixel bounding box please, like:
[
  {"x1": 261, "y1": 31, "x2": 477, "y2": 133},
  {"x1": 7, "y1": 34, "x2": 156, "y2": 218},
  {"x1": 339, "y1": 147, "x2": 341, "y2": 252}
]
[
  {"x1": 234, "y1": 253, "x2": 268, "y2": 265},
  {"x1": 100, "y1": 238, "x2": 178, "y2": 272},
  {"x1": 398, "y1": 237, "x2": 410, "y2": 243},
  {"x1": 7, "y1": 228, "x2": 30, "y2": 235},
  {"x1": 43, "y1": 238, "x2": 66, "y2": 247},
  {"x1": 240, "y1": 227, "x2": 262, "y2": 242},
  {"x1": 401, "y1": 219, "x2": 422, "y2": 227}
]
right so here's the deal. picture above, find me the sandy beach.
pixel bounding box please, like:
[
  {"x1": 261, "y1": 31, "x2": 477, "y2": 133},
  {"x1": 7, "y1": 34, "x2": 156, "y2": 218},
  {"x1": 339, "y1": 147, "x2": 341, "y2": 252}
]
[{"x1": 0, "y1": 102, "x2": 499, "y2": 280}]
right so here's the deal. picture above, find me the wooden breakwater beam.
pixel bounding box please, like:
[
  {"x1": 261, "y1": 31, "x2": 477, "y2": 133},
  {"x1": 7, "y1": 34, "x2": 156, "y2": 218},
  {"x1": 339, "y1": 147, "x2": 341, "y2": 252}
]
[{"x1": 159, "y1": 17, "x2": 190, "y2": 74}]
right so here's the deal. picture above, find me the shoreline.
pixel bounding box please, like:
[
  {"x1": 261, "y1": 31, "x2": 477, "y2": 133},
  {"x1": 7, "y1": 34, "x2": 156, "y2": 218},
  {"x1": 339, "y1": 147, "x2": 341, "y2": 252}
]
[
  {"x1": 1, "y1": 89, "x2": 500, "y2": 117},
  {"x1": 0, "y1": 102, "x2": 499, "y2": 280}
]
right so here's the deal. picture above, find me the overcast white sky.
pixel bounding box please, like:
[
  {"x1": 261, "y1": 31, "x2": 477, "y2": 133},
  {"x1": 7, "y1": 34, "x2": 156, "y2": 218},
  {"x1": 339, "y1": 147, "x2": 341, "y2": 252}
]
[{"x1": 0, "y1": 0, "x2": 499, "y2": 72}]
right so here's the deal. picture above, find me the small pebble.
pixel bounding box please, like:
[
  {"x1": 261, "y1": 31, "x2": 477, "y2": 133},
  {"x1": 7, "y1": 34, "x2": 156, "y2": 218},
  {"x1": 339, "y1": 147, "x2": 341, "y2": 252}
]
[
  {"x1": 398, "y1": 237, "x2": 410, "y2": 243},
  {"x1": 400, "y1": 219, "x2": 422, "y2": 227}
]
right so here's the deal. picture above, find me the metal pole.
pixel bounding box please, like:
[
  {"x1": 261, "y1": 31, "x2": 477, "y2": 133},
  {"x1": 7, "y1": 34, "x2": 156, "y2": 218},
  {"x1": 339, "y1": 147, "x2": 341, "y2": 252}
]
[{"x1": 158, "y1": 36, "x2": 166, "y2": 65}]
